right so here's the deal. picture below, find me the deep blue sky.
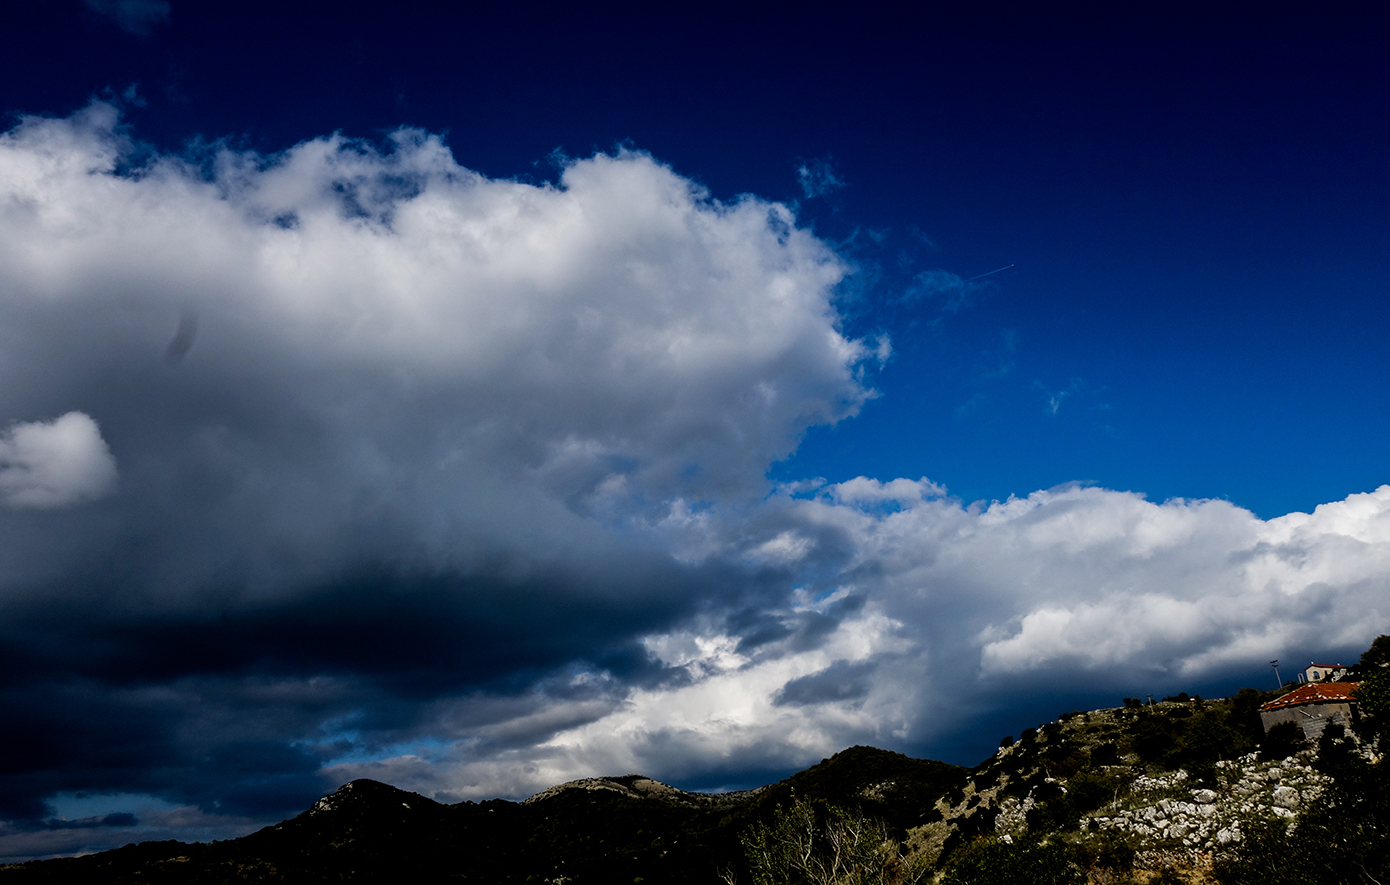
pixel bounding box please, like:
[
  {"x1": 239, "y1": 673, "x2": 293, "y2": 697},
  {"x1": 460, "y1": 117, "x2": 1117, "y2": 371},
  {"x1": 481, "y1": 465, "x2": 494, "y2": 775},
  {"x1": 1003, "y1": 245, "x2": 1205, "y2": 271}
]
[
  {"x1": 6, "y1": 2, "x2": 1386, "y2": 516},
  {"x1": 1, "y1": 0, "x2": 1387, "y2": 861}
]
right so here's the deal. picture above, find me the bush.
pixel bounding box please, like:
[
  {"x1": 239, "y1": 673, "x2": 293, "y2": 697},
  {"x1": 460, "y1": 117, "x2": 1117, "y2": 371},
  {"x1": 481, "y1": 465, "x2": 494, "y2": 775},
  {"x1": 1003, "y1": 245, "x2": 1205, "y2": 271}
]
[
  {"x1": 736, "y1": 796, "x2": 926, "y2": 885},
  {"x1": 1258, "y1": 721, "x2": 1306, "y2": 760},
  {"x1": 1131, "y1": 712, "x2": 1178, "y2": 764},
  {"x1": 1211, "y1": 817, "x2": 1301, "y2": 884},
  {"x1": 1228, "y1": 688, "x2": 1269, "y2": 745},
  {"x1": 942, "y1": 836, "x2": 1083, "y2": 885},
  {"x1": 1313, "y1": 721, "x2": 1357, "y2": 776},
  {"x1": 1129, "y1": 699, "x2": 1257, "y2": 771},
  {"x1": 1089, "y1": 743, "x2": 1120, "y2": 766},
  {"x1": 1071, "y1": 832, "x2": 1135, "y2": 874},
  {"x1": 1355, "y1": 669, "x2": 1390, "y2": 744},
  {"x1": 1065, "y1": 770, "x2": 1118, "y2": 817}
]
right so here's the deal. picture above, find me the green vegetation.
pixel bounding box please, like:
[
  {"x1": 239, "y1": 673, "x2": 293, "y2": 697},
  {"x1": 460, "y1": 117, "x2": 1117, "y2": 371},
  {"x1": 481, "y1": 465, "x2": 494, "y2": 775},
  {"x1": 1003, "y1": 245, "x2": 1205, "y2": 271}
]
[
  {"x1": 732, "y1": 796, "x2": 927, "y2": 885},
  {"x1": 1355, "y1": 669, "x2": 1390, "y2": 743},
  {"x1": 1213, "y1": 720, "x2": 1390, "y2": 885},
  {"x1": 940, "y1": 837, "x2": 1083, "y2": 885}
]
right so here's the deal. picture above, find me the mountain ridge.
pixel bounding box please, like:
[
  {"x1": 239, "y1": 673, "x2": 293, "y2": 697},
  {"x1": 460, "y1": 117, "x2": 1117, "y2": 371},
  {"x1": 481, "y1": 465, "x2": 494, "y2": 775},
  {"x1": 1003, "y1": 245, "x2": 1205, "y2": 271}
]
[
  {"x1": 0, "y1": 744, "x2": 963, "y2": 883},
  {"x1": 2, "y1": 678, "x2": 1385, "y2": 883}
]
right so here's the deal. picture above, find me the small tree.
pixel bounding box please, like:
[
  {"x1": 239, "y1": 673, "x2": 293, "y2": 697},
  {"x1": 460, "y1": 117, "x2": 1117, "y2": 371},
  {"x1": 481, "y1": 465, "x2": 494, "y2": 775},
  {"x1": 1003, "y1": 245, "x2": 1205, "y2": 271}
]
[
  {"x1": 1358, "y1": 634, "x2": 1390, "y2": 671},
  {"x1": 1259, "y1": 721, "x2": 1307, "y2": 760},
  {"x1": 1355, "y1": 668, "x2": 1390, "y2": 746},
  {"x1": 736, "y1": 796, "x2": 927, "y2": 885}
]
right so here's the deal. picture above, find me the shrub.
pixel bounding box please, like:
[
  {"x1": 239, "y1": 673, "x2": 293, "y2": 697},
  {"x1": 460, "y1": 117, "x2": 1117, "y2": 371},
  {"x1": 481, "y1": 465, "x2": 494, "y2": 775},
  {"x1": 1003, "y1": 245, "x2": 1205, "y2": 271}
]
[
  {"x1": 1258, "y1": 721, "x2": 1306, "y2": 760},
  {"x1": 1211, "y1": 817, "x2": 1301, "y2": 884},
  {"x1": 1131, "y1": 713, "x2": 1178, "y2": 764},
  {"x1": 736, "y1": 796, "x2": 927, "y2": 885},
  {"x1": 1313, "y1": 721, "x2": 1357, "y2": 776},
  {"x1": 941, "y1": 836, "x2": 1083, "y2": 885},
  {"x1": 1065, "y1": 770, "x2": 1119, "y2": 817},
  {"x1": 1355, "y1": 669, "x2": 1390, "y2": 744},
  {"x1": 1089, "y1": 743, "x2": 1120, "y2": 766},
  {"x1": 1071, "y1": 831, "x2": 1135, "y2": 874},
  {"x1": 1228, "y1": 688, "x2": 1268, "y2": 745}
]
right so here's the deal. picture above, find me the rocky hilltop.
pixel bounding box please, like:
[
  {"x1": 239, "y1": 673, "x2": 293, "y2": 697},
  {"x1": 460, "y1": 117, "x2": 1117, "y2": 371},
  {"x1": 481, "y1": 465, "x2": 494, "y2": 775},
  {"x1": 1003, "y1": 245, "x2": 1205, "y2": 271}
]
[
  {"x1": 898, "y1": 694, "x2": 1358, "y2": 880},
  {"x1": 522, "y1": 774, "x2": 763, "y2": 807}
]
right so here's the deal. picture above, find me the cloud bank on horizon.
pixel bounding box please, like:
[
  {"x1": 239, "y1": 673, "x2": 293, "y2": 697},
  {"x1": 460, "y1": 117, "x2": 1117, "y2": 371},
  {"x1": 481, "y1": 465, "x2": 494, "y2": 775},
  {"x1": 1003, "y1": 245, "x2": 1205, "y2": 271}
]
[{"x1": 1, "y1": 104, "x2": 1386, "y2": 858}]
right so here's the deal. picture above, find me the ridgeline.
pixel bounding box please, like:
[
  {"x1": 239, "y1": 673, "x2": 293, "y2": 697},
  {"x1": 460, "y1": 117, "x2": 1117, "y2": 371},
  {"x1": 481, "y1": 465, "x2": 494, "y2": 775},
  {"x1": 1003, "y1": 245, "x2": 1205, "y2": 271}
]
[{"x1": 4, "y1": 637, "x2": 1388, "y2": 884}]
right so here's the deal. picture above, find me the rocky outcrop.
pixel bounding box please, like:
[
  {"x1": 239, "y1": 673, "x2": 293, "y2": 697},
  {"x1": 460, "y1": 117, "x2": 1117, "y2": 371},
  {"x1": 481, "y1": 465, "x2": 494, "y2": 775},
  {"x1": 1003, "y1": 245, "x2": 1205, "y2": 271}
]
[
  {"x1": 903, "y1": 697, "x2": 1355, "y2": 876},
  {"x1": 1084, "y1": 753, "x2": 1331, "y2": 862},
  {"x1": 523, "y1": 773, "x2": 762, "y2": 807}
]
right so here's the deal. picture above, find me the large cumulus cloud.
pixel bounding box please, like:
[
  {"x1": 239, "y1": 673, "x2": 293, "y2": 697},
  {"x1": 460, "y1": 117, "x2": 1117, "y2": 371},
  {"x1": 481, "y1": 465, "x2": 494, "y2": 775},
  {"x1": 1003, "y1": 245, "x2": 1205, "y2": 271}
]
[
  {"x1": 0, "y1": 100, "x2": 875, "y2": 613},
  {"x1": 1, "y1": 103, "x2": 1387, "y2": 861},
  {"x1": 0, "y1": 101, "x2": 873, "y2": 850}
]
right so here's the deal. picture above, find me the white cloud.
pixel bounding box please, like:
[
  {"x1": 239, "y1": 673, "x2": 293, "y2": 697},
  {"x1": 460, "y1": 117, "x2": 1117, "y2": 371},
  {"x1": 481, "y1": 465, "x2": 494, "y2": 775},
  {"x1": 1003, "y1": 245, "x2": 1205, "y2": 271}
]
[
  {"x1": 963, "y1": 486, "x2": 1390, "y2": 676},
  {"x1": 828, "y1": 475, "x2": 944, "y2": 507},
  {"x1": 0, "y1": 412, "x2": 117, "y2": 508},
  {"x1": 328, "y1": 606, "x2": 917, "y2": 800},
  {"x1": 0, "y1": 103, "x2": 876, "y2": 591},
  {"x1": 745, "y1": 530, "x2": 814, "y2": 564},
  {"x1": 730, "y1": 482, "x2": 1390, "y2": 695},
  {"x1": 450, "y1": 481, "x2": 1388, "y2": 792}
]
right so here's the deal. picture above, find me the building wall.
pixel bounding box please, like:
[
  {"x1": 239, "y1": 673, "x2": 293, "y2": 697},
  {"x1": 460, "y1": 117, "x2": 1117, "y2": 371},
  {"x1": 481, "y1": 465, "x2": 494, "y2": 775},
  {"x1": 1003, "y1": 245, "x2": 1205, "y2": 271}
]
[{"x1": 1259, "y1": 702, "x2": 1354, "y2": 740}]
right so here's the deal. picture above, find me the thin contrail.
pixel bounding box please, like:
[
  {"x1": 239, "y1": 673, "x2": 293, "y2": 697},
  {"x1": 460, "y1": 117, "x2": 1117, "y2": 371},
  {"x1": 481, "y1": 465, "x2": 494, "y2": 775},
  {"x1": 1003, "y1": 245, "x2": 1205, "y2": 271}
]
[{"x1": 961, "y1": 264, "x2": 1015, "y2": 283}]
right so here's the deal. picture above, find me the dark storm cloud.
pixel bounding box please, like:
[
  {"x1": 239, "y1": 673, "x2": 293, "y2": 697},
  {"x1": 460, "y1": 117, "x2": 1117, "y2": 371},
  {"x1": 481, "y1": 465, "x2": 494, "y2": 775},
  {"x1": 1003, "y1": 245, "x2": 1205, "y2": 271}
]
[
  {"x1": 0, "y1": 491, "x2": 768, "y2": 823},
  {"x1": 162, "y1": 308, "x2": 198, "y2": 365},
  {"x1": 6, "y1": 557, "x2": 702, "y2": 689},
  {"x1": 0, "y1": 672, "x2": 328, "y2": 820},
  {"x1": 24, "y1": 813, "x2": 138, "y2": 832},
  {"x1": 773, "y1": 659, "x2": 876, "y2": 707}
]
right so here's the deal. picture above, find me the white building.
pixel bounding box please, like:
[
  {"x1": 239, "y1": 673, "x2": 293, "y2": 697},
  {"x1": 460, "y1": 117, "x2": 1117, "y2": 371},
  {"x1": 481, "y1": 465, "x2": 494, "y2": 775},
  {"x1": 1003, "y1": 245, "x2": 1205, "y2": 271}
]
[{"x1": 1301, "y1": 662, "x2": 1349, "y2": 683}]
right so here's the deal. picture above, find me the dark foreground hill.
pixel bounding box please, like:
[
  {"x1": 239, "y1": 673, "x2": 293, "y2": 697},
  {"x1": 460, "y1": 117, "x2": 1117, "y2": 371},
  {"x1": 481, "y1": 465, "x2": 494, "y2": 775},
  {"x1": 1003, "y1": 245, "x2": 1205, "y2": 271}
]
[{"x1": 0, "y1": 747, "x2": 964, "y2": 884}]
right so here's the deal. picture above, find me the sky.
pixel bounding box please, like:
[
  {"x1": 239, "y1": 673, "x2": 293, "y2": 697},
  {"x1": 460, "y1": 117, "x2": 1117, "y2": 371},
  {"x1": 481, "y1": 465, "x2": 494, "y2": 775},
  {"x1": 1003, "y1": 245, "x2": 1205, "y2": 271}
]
[{"x1": 1, "y1": 0, "x2": 1389, "y2": 861}]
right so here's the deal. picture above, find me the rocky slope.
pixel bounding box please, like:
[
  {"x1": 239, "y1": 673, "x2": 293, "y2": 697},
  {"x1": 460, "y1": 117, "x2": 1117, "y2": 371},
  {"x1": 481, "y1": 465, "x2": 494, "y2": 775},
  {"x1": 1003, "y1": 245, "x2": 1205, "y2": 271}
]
[{"x1": 899, "y1": 691, "x2": 1364, "y2": 881}]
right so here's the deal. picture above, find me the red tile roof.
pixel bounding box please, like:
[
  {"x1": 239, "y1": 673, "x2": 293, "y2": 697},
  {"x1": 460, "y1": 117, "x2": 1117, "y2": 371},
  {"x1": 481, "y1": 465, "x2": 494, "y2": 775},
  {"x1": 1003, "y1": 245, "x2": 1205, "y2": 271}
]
[{"x1": 1260, "y1": 682, "x2": 1359, "y2": 712}]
